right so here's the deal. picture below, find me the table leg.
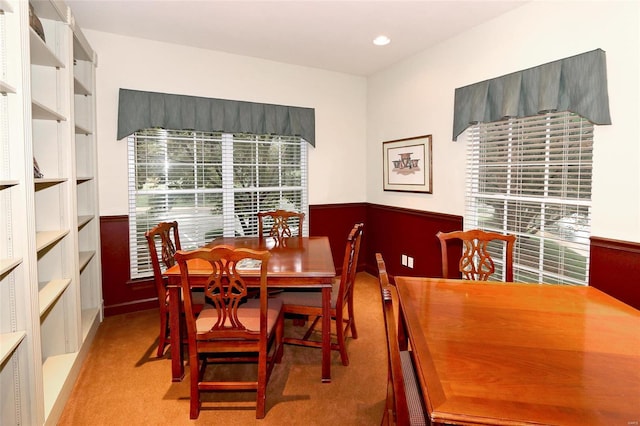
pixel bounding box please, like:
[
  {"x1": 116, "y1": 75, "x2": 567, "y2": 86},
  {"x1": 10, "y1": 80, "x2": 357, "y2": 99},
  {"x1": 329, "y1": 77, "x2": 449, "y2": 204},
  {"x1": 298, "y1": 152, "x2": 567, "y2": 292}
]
[
  {"x1": 321, "y1": 286, "x2": 331, "y2": 383},
  {"x1": 169, "y1": 285, "x2": 185, "y2": 381}
]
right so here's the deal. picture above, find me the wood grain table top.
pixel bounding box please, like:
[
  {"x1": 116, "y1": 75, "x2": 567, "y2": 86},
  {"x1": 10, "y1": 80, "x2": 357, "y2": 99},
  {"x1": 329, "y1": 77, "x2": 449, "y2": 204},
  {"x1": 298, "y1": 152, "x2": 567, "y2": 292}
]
[
  {"x1": 164, "y1": 236, "x2": 336, "y2": 286},
  {"x1": 394, "y1": 277, "x2": 640, "y2": 426}
]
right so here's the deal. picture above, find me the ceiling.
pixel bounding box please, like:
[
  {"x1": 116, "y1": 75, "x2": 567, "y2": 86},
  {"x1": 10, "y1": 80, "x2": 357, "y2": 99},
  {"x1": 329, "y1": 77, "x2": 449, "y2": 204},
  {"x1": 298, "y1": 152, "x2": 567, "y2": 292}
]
[{"x1": 65, "y1": 0, "x2": 527, "y2": 76}]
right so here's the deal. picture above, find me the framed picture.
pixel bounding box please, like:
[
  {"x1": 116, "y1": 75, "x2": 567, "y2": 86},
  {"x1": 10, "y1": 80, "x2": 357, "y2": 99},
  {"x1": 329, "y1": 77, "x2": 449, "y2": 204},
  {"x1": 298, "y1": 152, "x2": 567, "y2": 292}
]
[{"x1": 383, "y1": 135, "x2": 432, "y2": 193}]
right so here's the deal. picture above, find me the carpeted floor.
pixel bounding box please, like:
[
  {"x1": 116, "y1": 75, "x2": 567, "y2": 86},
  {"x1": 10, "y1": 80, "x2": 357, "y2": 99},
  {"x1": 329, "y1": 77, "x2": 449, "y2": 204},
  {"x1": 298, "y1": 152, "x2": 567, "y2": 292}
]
[{"x1": 58, "y1": 272, "x2": 387, "y2": 425}]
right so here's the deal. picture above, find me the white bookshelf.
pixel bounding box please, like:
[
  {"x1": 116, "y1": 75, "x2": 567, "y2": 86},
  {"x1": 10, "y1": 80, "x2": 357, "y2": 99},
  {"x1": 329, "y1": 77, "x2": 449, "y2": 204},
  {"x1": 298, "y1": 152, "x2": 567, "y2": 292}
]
[
  {"x1": 31, "y1": 98, "x2": 67, "y2": 121},
  {"x1": 0, "y1": 331, "x2": 26, "y2": 365},
  {"x1": 71, "y1": 6, "x2": 103, "y2": 367},
  {"x1": 0, "y1": 79, "x2": 16, "y2": 94},
  {"x1": 0, "y1": 1, "x2": 102, "y2": 424}
]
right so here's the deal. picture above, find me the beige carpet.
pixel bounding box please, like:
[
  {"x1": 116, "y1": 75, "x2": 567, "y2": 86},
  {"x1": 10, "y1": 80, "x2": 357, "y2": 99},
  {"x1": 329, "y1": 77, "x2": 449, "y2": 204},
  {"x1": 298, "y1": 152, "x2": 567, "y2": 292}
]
[{"x1": 59, "y1": 272, "x2": 387, "y2": 425}]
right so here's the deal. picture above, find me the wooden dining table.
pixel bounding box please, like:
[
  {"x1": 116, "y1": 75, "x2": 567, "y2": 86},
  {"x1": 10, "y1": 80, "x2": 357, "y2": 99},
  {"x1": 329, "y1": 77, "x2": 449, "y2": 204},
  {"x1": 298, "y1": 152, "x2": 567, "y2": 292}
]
[
  {"x1": 394, "y1": 276, "x2": 640, "y2": 425},
  {"x1": 164, "y1": 236, "x2": 336, "y2": 383}
]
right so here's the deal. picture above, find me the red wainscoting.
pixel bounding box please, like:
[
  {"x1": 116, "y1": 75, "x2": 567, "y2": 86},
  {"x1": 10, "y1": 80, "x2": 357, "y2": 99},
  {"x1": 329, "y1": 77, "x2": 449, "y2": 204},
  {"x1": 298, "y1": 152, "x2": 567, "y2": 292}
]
[
  {"x1": 99, "y1": 205, "x2": 639, "y2": 316},
  {"x1": 590, "y1": 237, "x2": 640, "y2": 310},
  {"x1": 100, "y1": 216, "x2": 158, "y2": 316},
  {"x1": 309, "y1": 203, "x2": 368, "y2": 273},
  {"x1": 365, "y1": 204, "x2": 463, "y2": 279}
]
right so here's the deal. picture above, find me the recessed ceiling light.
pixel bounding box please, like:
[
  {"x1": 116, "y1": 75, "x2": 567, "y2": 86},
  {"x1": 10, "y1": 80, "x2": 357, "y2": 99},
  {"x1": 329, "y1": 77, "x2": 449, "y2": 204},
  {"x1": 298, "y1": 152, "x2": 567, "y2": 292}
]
[{"x1": 373, "y1": 35, "x2": 391, "y2": 46}]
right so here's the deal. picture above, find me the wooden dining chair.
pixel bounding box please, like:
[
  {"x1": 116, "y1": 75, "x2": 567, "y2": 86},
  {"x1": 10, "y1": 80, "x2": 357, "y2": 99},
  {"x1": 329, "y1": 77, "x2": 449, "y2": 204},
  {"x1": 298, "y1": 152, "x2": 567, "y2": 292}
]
[
  {"x1": 145, "y1": 221, "x2": 186, "y2": 357},
  {"x1": 257, "y1": 209, "x2": 305, "y2": 246},
  {"x1": 146, "y1": 221, "x2": 206, "y2": 357},
  {"x1": 174, "y1": 245, "x2": 284, "y2": 419},
  {"x1": 437, "y1": 229, "x2": 516, "y2": 282},
  {"x1": 376, "y1": 253, "x2": 427, "y2": 426},
  {"x1": 278, "y1": 222, "x2": 364, "y2": 366}
]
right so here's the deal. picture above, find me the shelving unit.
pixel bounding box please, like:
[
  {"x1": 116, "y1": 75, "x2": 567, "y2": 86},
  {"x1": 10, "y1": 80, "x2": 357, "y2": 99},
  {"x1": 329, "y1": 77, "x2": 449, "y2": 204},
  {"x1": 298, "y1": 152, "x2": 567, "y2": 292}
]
[
  {"x1": 71, "y1": 5, "x2": 102, "y2": 346},
  {"x1": 0, "y1": 1, "x2": 101, "y2": 424}
]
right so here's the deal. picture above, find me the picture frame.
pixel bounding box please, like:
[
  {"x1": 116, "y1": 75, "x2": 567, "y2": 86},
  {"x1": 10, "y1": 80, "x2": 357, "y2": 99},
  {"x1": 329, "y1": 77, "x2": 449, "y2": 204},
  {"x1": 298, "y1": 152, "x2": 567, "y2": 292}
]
[{"x1": 383, "y1": 135, "x2": 432, "y2": 193}]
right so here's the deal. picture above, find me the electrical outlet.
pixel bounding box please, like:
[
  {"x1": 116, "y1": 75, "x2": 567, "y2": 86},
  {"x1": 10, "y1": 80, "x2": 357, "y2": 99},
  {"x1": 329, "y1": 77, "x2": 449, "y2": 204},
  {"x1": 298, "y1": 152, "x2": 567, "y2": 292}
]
[
  {"x1": 401, "y1": 254, "x2": 408, "y2": 266},
  {"x1": 408, "y1": 256, "x2": 414, "y2": 268}
]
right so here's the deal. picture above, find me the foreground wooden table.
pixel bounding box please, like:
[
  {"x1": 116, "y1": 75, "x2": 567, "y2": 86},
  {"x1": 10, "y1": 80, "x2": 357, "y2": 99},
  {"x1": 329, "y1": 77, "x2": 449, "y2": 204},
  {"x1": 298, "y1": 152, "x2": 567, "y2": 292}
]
[
  {"x1": 394, "y1": 276, "x2": 640, "y2": 425},
  {"x1": 164, "y1": 236, "x2": 336, "y2": 382}
]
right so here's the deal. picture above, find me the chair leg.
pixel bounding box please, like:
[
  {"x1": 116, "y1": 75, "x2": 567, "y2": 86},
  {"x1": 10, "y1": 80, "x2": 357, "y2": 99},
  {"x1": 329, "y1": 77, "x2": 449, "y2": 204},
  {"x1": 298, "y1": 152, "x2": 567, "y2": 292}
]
[
  {"x1": 256, "y1": 350, "x2": 268, "y2": 419},
  {"x1": 336, "y1": 316, "x2": 349, "y2": 366},
  {"x1": 157, "y1": 311, "x2": 168, "y2": 357},
  {"x1": 189, "y1": 353, "x2": 201, "y2": 419},
  {"x1": 256, "y1": 390, "x2": 266, "y2": 419},
  {"x1": 348, "y1": 298, "x2": 358, "y2": 339},
  {"x1": 382, "y1": 372, "x2": 393, "y2": 425},
  {"x1": 381, "y1": 405, "x2": 391, "y2": 426}
]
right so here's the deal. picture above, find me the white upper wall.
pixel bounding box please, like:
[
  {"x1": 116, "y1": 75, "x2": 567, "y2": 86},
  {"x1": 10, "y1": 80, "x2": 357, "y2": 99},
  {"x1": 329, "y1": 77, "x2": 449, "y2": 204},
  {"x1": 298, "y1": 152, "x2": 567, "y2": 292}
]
[
  {"x1": 88, "y1": 0, "x2": 639, "y2": 242},
  {"x1": 367, "y1": 0, "x2": 640, "y2": 242},
  {"x1": 86, "y1": 30, "x2": 367, "y2": 215}
]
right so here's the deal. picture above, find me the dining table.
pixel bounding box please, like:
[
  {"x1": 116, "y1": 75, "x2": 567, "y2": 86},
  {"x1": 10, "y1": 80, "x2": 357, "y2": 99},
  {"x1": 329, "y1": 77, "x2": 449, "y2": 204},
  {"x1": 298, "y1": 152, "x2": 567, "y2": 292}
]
[
  {"x1": 163, "y1": 235, "x2": 336, "y2": 383},
  {"x1": 394, "y1": 276, "x2": 640, "y2": 425}
]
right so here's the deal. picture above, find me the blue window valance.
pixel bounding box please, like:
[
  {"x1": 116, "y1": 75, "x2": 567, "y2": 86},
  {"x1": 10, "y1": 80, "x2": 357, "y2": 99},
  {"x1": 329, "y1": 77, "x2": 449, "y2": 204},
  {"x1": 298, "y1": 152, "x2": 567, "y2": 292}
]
[
  {"x1": 117, "y1": 89, "x2": 316, "y2": 146},
  {"x1": 453, "y1": 49, "x2": 611, "y2": 141}
]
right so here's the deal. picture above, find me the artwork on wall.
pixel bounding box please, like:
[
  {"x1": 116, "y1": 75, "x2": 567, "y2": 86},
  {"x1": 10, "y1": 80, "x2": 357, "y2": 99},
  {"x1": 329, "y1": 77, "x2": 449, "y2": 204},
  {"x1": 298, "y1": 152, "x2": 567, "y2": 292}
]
[{"x1": 383, "y1": 134, "x2": 432, "y2": 193}]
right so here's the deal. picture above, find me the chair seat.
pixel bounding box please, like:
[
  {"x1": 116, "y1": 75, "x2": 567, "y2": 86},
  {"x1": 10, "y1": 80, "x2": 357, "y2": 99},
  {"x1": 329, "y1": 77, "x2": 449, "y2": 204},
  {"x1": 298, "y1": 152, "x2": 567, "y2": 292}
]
[
  {"x1": 400, "y1": 351, "x2": 427, "y2": 426},
  {"x1": 277, "y1": 278, "x2": 339, "y2": 309},
  {"x1": 196, "y1": 297, "x2": 283, "y2": 334}
]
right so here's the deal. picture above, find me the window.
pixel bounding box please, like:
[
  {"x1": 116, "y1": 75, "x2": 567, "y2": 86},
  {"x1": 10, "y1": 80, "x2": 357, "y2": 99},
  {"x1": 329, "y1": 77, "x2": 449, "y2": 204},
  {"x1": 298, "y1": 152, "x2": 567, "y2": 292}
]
[
  {"x1": 128, "y1": 129, "x2": 308, "y2": 278},
  {"x1": 466, "y1": 111, "x2": 593, "y2": 285}
]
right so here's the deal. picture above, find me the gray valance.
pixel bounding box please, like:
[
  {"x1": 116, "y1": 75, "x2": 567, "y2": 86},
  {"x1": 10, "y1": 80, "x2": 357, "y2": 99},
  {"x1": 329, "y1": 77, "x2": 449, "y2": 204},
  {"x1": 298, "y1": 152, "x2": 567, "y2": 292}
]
[
  {"x1": 453, "y1": 49, "x2": 611, "y2": 141},
  {"x1": 117, "y1": 89, "x2": 316, "y2": 146}
]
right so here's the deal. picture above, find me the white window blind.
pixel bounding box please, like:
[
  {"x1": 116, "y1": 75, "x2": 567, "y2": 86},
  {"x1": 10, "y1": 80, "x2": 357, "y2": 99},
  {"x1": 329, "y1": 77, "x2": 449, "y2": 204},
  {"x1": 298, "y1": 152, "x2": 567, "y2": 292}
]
[
  {"x1": 128, "y1": 129, "x2": 308, "y2": 278},
  {"x1": 466, "y1": 111, "x2": 593, "y2": 285}
]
